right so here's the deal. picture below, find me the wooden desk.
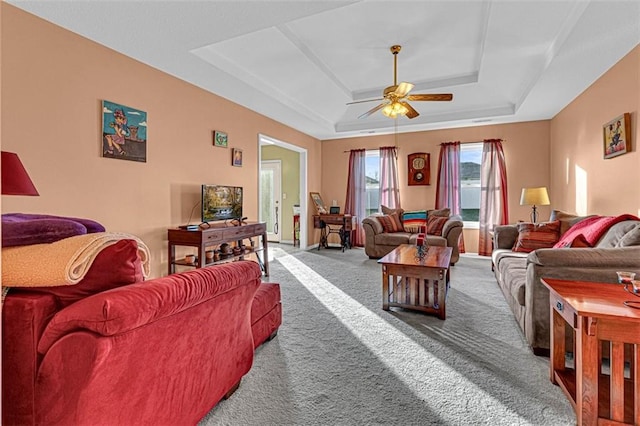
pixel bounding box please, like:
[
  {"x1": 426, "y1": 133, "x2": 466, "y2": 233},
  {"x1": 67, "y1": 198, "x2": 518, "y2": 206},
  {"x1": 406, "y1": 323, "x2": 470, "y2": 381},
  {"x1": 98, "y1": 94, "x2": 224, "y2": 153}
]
[
  {"x1": 167, "y1": 222, "x2": 268, "y2": 276},
  {"x1": 542, "y1": 278, "x2": 640, "y2": 425},
  {"x1": 378, "y1": 244, "x2": 452, "y2": 319},
  {"x1": 313, "y1": 214, "x2": 356, "y2": 251}
]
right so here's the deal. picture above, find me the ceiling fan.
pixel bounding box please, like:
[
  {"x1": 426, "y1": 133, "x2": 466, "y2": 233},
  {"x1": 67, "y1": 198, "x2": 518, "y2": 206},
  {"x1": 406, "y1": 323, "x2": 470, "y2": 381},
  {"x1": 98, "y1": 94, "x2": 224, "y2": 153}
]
[{"x1": 350, "y1": 45, "x2": 453, "y2": 120}]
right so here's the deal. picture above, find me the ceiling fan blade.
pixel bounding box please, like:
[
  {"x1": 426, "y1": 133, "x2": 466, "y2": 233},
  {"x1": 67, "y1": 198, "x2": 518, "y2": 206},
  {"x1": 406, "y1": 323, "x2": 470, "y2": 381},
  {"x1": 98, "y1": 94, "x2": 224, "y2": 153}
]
[
  {"x1": 358, "y1": 102, "x2": 387, "y2": 119},
  {"x1": 400, "y1": 102, "x2": 419, "y2": 119},
  {"x1": 346, "y1": 98, "x2": 384, "y2": 105},
  {"x1": 394, "y1": 82, "x2": 414, "y2": 97},
  {"x1": 407, "y1": 93, "x2": 453, "y2": 102}
]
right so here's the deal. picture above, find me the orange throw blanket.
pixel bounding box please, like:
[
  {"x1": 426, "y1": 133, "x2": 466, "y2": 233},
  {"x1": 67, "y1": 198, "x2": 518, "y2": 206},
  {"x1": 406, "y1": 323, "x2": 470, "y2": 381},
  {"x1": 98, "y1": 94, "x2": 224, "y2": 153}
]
[
  {"x1": 2, "y1": 232, "x2": 150, "y2": 287},
  {"x1": 554, "y1": 214, "x2": 639, "y2": 248}
]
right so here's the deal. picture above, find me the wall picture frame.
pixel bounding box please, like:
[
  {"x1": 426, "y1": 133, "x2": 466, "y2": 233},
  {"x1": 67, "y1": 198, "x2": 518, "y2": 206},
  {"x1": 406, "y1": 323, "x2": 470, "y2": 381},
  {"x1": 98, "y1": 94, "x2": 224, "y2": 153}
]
[
  {"x1": 603, "y1": 113, "x2": 631, "y2": 159},
  {"x1": 310, "y1": 192, "x2": 327, "y2": 214},
  {"x1": 102, "y1": 100, "x2": 147, "y2": 162},
  {"x1": 213, "y1": 130, "x2": 228, "y2": 148},
  {"x1": 232, "y1": 148, "x2": 243, "y2": 167}
]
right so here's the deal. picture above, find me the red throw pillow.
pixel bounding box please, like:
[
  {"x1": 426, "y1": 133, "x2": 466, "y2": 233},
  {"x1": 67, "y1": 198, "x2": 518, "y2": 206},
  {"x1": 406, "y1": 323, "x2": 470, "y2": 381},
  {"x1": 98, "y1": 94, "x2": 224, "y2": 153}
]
[
  {"x1": 427, "y1": 216, "x2": 448, "y2": 236},
  {"x1": 512, "y1": 221, "x2": 561, "y2": 253},
  {"x1": 379, "y1": 214, "x2": 404, "y2": 233}
]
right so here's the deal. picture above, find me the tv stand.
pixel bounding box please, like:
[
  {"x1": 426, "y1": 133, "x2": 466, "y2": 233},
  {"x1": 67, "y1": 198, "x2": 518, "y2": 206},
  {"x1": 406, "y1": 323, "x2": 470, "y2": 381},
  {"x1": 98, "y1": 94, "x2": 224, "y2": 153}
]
[{"x1": 167, "y1": 221, "x2": 268, "y2": 276}]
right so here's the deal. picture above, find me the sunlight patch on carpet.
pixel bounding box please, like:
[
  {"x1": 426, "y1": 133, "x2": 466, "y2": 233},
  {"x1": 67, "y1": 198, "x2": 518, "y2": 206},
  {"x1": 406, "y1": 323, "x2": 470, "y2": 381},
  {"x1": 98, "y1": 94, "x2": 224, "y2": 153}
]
[{"x1": 275, "y1": 249, "x2": 524, "y2": 422}]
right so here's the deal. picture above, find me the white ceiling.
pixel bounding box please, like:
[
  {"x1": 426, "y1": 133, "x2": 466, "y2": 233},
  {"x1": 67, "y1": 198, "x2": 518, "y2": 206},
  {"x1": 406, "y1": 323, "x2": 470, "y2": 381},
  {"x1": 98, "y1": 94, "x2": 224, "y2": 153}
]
[{"x1": 8, "y1": 1, "x2": 640, "y2": 140}]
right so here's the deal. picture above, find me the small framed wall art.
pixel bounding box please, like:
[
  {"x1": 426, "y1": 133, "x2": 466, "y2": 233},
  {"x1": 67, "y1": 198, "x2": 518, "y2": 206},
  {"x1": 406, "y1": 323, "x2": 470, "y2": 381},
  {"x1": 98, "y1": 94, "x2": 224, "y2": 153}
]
[
  {"x1": 603, "y1": 113, "x2": 631, "y2": 159},
  {"x1": 213, "y1": 130, "x2": 228, "y2": 148},
  {"x1": 407, "y1": 152, "x2": 430, "y2": 185},
  {"x1": 310, "y1": 192, "x2": 327, "y2": 214},
  {"x1": 232, "y1": 148, "x2": 243, "y2": 167}
]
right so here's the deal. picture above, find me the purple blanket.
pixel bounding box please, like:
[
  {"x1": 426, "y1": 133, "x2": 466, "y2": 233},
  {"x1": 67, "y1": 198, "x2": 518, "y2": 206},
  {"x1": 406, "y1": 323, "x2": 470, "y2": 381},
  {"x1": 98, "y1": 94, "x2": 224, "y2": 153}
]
[{"x1": 2, "y1": 213, "x2": 105, "y2": 247}]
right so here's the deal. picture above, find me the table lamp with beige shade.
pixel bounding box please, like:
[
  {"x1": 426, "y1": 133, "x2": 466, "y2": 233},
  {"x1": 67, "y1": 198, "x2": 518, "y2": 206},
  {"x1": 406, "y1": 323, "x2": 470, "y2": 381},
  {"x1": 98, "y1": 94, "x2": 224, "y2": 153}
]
[{"x1": 520, "y1": 187, "x2": 550, "y2": 223}]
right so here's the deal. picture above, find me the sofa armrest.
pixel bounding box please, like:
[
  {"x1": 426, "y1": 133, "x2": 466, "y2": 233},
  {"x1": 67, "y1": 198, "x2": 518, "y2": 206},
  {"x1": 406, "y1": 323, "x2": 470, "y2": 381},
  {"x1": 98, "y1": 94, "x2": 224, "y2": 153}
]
[
  {"x1": 2, "y1": 292, "x2": 59, "y2": 425},
  {"x1": 523, "y1": 246, "x2": 640, "y2": 352},
  {"x1": 441, "y1": 215, "x2": 462, "y2": 244},
  {"x1": 493, "y1": 225, "x2": 518, "y2": 250},
  {"x1": 38, "y1": 261, "x2": 262, "y2": 354},
  {"x1": 528, "y1": 246, "x2": 640, "y2": 269},
  {"x1": 362, "y1": 216, "x2": 383, "y2": 235}
]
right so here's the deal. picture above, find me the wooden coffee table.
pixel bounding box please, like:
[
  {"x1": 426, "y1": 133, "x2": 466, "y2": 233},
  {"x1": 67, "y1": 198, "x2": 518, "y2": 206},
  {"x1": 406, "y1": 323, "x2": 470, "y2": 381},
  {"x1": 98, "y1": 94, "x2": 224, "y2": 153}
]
[{"x1": 378, "y1": 244, "x2": 452, "y2": 319}]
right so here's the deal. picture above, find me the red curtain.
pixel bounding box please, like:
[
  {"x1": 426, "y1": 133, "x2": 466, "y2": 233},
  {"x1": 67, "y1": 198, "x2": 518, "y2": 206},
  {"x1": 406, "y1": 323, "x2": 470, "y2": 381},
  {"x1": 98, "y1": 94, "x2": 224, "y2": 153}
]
[
  {"x1": 478, "y1": 139, "x2": 509, "y2": 256},
  {"x1": 345, "y1": 149, "x2": 367, "y2": 247}
]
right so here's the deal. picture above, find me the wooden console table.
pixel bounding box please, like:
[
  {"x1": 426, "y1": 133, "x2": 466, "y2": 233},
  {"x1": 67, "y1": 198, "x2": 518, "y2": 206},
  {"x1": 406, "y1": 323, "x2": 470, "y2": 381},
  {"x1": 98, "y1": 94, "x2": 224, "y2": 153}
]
[
  {"x1": 313, "y1": 214, "x2": 356, "y2": 251},
  {"x1": 167, "y1": 222, "x2": 268, "y2": 276},
  {"x1": 542, "y1": 278, "x2": 640, "y2": 425}
]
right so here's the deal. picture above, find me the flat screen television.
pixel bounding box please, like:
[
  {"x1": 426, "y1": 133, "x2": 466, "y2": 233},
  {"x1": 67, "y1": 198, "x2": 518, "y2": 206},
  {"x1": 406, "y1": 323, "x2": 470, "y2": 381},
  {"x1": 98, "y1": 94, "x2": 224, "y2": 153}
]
[{"x1": 201, "y1": 184, "x2": 243, "y2": 223}]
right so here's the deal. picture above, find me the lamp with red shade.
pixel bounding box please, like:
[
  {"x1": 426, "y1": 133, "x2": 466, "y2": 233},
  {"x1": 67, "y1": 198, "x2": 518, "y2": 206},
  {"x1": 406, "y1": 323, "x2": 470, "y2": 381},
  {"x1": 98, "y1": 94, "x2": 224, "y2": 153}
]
[{"x1": 1, "y1": 151, "x2": 39, "y2": 196}]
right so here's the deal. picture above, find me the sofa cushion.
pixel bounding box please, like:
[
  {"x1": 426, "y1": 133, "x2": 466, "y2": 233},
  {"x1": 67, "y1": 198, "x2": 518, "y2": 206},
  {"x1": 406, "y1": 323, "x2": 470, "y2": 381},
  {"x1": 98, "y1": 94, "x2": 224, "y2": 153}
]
[
  {"x1": 493, "y1": 254, "x2": 527, "y2": 306},
  {"x1": 402, "y1": 210, "x2": 427, "y2": 232},
  {"x1": 381, "y1": 205, "x2": 403, "y2": 217},
  {"x1": 549, "y1": 210, "x2": 593, "y2": 235},
  {"x1": 408, "y1": 234, "x2": 446, "y2": 247},
  {"x1": 427, "y1": 216, "x2": 448, "y2": 236},
  {"x1": 378, "y1": 214, "x2": 403, "y2": 233},
  {"x1": 428, "y1": 208, "x2": 451, "y2": 218},
  {"x1": 598, "y1": 220, "x2": 640, "y2": 248},
  {"x1": 512, "y1": 221, "x2": 560, "y2": 253},
  {"x1": 555, "y1": 215, "x2": 639, "y2": 248},
  {"x1": 617, "y1": 223, "x2": 640, "y2": 247},
  {"x1": 375, "y1": 232, "x2": 411, "y2": 246},
  {"x1": 492, "y1": 249, "x2": 528, "y2": 271}
]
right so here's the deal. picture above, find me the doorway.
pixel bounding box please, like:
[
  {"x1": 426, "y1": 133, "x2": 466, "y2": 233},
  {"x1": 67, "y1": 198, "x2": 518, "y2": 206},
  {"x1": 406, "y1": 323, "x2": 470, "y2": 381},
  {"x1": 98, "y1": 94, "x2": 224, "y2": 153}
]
[
  {"x1": 261, "y1": 160, "x2": 282, "y2": 242},
  {"x1": 258, "y1": 134, "x2": 308, "y2": 249}
]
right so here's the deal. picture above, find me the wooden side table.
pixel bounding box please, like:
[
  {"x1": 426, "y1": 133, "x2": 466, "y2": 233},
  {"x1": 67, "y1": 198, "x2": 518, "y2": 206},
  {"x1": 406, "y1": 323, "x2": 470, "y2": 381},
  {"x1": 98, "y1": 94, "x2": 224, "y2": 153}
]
[{"x1": 542, "y1": 278, "x2": 640, "y2": 425}]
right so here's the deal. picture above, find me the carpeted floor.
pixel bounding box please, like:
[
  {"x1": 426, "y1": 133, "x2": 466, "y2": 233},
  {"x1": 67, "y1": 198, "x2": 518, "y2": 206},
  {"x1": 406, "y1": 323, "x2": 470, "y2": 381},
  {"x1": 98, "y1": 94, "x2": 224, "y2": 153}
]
[{"x1": 199, "y1": 245, "x2": 575, "y2": 425}]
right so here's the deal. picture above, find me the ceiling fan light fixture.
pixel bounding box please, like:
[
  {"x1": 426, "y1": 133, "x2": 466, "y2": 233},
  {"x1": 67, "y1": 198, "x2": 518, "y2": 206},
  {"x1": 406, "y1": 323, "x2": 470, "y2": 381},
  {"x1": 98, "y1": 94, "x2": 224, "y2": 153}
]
[{"x1": 382, "y1": 102, "x2": 409, "y2": 118}]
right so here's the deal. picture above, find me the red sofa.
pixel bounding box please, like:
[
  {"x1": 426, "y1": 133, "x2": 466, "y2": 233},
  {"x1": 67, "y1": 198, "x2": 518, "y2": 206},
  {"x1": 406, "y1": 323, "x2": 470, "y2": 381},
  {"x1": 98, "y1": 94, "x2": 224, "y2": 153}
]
[{"x1": 2, "y1": 239, "x2": 281, "y2": 425}]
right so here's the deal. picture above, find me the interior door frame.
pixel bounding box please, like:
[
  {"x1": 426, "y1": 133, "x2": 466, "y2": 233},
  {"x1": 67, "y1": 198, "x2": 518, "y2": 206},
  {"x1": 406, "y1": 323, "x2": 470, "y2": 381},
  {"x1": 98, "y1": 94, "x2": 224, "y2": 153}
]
[
  {"x1": 261, "y1": 159, "x2": 282, "y2": 242},
  {"x1": 258, "y1": 134, "x2": 308, "y2": 249}
]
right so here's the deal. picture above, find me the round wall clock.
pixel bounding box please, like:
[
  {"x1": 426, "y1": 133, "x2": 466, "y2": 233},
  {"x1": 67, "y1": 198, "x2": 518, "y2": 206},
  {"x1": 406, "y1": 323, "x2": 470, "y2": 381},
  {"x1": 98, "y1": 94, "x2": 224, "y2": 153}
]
[{"x1": 408, "y1": 152, "x2": 430, "y2": 186}]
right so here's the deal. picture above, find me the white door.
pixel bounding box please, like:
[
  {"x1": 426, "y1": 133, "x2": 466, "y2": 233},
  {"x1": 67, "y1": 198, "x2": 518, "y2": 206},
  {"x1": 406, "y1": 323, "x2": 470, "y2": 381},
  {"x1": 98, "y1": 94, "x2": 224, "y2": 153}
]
[{"x1": 260, "y1": 160, "x2": 282, "y2": 242}]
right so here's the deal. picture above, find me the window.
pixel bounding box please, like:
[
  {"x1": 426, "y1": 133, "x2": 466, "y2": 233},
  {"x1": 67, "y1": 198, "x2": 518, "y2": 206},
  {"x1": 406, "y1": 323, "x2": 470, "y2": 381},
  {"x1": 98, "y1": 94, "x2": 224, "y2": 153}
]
[
  {"x1": 365, "y1": 150, "x2": 379, "y2": 216},
  {"x1": 460, "y1": 143, "x2": 482, "y2": 224}
]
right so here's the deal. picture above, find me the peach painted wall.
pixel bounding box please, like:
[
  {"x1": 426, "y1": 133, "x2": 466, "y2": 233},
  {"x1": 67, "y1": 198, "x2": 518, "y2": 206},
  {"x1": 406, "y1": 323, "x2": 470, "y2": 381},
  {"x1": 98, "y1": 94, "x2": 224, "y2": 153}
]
[
  {"x1": 322, "y1": 120, "x2": 551, "y2": 253},
  {"x1": 550, "y1": 45, "x2": 639, "y2": 217},
  {"x1": 1, "y1": 5, "x2": 322, "y2": 277}
]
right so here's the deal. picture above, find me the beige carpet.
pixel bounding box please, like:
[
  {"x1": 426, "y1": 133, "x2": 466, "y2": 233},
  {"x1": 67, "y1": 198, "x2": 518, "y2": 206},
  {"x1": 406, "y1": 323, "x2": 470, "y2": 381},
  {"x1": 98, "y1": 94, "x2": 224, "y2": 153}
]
[{"x1": 199, "y1": 246, "x2": 574, "y2": 425}]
